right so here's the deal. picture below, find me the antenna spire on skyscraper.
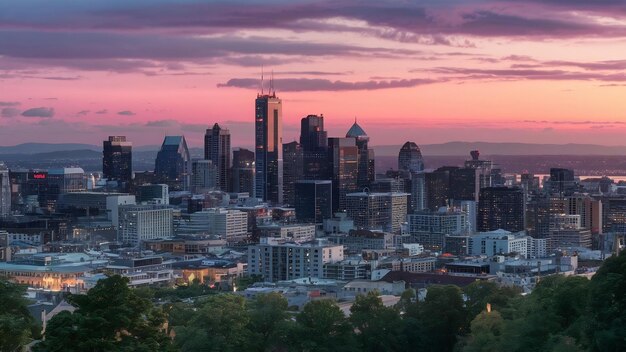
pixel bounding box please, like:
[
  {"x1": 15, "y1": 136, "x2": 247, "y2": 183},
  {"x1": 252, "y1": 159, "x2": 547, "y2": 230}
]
[{"x1": 260, "y1": 65, "x2": 264, "y2": 95}]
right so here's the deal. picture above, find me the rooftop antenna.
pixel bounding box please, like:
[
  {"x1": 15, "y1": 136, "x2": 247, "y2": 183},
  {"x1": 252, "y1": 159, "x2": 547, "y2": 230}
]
[
  {"x1": 270, "y1": 70, "x2": 275, "y2": 96},
  {"x1": 261, "y1": 66, "x2": 264, "y2": 95}
]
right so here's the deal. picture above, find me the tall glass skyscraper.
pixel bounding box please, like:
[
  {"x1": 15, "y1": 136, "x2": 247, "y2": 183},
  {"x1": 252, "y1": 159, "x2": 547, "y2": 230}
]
[
  {"x1": 255, "y1": 92, "x2": 283, "y2": 204},
  {"x1": 300, "y1": 114, "x2": 329, "y2": 180},
  {"x1": 102, "y1": 136, "x2": 132, "y2": 186},
  {"x1": 155, "y1": 136, "x2": 191, "y2": 191},
  {"x1": 0, "y1": 162, "x2": 10, "y2": 217},
  {"x1": 204, "y1": 123, "x2": 231, "y2": 192}
]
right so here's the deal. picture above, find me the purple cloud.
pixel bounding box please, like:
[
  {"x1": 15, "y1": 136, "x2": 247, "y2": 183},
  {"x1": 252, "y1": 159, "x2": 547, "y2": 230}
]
[
  {"x1": 21, "y1": 107, "x2": 54, "y2": 118},
  {"x1": 117, "y1": 110, "x2": 136, "y2": 116},
  {"x1": 0, "y1": 101, "x2": 20, "y2": 107},
  {"x1": 218, "y1": 77, "x2": 440, "y2": 92},
  {"x1": 1, "y1": 107, "x2": 21, "y2": 118}
]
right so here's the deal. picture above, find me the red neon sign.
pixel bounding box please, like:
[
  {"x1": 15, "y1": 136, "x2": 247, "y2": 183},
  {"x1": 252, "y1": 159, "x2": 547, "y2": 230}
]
[{"x1": 33, "y1": 173, "x2": 47, "y2": 179}]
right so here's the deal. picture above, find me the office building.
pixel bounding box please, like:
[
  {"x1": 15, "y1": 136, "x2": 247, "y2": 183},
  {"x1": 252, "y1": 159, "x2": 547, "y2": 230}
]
[
  {"x1": 247, "y1": 239, "x2": 344, "y2": 281},
  {"x1": 204, "y1": 123, "x2": 231, "y2": 191},
  {"x1": 177, "y1": 208, "x2": 248, "y2": 242},
  {"x1": 328, "y1": 137, "x2": 359, "y2": 212},
  {"x1": 346, "y1": 120, "x2": 375, "y2": 187},
  {"x1": 300, "y1": 114, "x2": 330, "y2": 180},
  {"x1": 294, "y1": 180, "x2": 332, "y2": 223},
  {"x1": 547, "y1": 168, "x2": 577, "y2": 196},
  {"x1": 155, "y1": 136, "x2": 191, "y2": 191},
  {"x1": 478, "y1": 187, "x2": 525, "y2": 232},
  {"x1": 231, "y1": 148, "x2": 255, "y2": 195},
  {"x1": 408, "y1": 208, "x2": 469, "y2": 251},
  {"x1": 282, "y1": 141, "x2": 303, "y2": 206},
  {"x1": 346, "y1": 191, "x2": 409, "y2": 234},
  {"x1": 137, "y1": 184, "x2": 169, "y2": 205},
  {"x1": 468, "y1": 230, "x2": 544, "y2": 259},
  {"x1": 425, "y1": 167, "x2": 455, "y2": 210},
  {"x1": 118, "y1": 204, "x2": 173, "y2": 246},
  {"x1": 0, "y1": 162, "x2": 10, "y2": 217},
  {"x1": 398, "y1": 141, "x2": 425, "y2": 173},
  {"x1": 328, "y1": 229, "x2": 395, "y2": 254},
  {"x1": 191, "y1": 159, "x2": 217, "y2": 193},
  {"x1": 102, "y1": 136, "x2": 132, "y2": 187},
  {"x1": 257, "y1": 223, "x2": 316, "y2": 243},
  {"x1": 255, "y1": 92, "x2": 283, "y2": 204}
]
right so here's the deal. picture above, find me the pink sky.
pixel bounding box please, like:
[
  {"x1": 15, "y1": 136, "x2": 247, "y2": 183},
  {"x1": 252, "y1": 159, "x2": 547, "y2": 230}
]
[{"x1": 2, "y1": 1, "x2": 626, "y2": 148}]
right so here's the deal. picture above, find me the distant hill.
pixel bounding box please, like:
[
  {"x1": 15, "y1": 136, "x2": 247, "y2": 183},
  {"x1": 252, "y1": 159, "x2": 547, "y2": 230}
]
[
  {"x1": 0, "y1": 143, "x2": 100, "y2": 154},
  {"x1": 373, "y1": 142, "x2": 626, "y2": 156}
]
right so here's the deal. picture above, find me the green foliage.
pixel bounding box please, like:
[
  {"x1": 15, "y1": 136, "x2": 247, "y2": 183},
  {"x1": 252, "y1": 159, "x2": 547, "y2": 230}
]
[
  {"x1": 350, "y1": 291, "x2": 407, "y2": 352},
  {"x1": 247, "y1": 292, "x2": 293, "y2": 352},
  {"x1": 292, "y1": 299, "x2": 358, "y2": 352},
  {"x1": 0, "y1": 278, "x2": 37, "y2": 351},
  {"x1": 234, "y1": 274, "x2": 263, "y2": 291},
  {"x1": 33, "y1": 275, "x2": 174, "y2": 352},
  {"x1": 586, "y1": 250, "x2": 626, "y2": 352},
  {"x1": 174, "y1": 294, "x2": 251, "y2": 352},
  {"x1": 463, "y1": 310, "x2": 504, "y2": 352}
]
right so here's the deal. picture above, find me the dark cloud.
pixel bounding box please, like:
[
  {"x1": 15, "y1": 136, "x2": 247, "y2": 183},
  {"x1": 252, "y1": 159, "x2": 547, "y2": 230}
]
[
  {"x1": 433, "y1": 67, "x2": 626, "y2": 82},
  {"x1": 95, "y1": 109, "x2": 108, "y2": 114},
  {"x1": 145, "y1": 120, "x2": 177, "y2": 127},
  {"x1": 77, "y1": 110, "x2": 90, "y2": 116},
  {"x1": 218, "y1": 77, "x2": 440, "y2": 92},
  {"x1": 117, "y1": 110, "x2": 136, "y2": 116},
  {"x1": 1, "y1": 107, "x2": 21, "y2": 118},
  {"x1": 0, "y1": 101, "x2": 20, "y2": 106},
  {"x1": 21, "y1": 107, "x2": 54, "y2": 118}
]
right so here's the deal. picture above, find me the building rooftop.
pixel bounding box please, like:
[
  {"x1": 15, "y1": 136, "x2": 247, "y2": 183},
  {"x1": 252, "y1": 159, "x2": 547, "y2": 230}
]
[{"x1": 346, "y1": 121, "x2": 367, "y2": 138}]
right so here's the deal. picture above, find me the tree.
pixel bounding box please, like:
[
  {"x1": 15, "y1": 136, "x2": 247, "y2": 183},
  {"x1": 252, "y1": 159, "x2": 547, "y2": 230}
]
[
  {"x1": 0, "y1": 278, "x2": 37, "y2": 351},
  {"x1": 349, "y1": 291, "x2": 406, "y2": 352},
  {"x1": 291, "y1": 299, "x2": 358, "y2": 352},
  {"x1": 418, "y1": 285, "x2": 467, "y2": 352},
  {"x1": 174, "y1": 294, "x2": 250, "y2": 352},
  {"x1": 463, "y1": 281, "x2": 520, "y2": 323},
  {"x1": 247, "y1": 292, "x2": 293, "y2": 352},
  {"x1": 462, "y1": 310, "x2": 504, "y2": 352},
  {"x1": 33, "y1": 275, "x2": 173, "y2": 352},
  {"x1": 587, "y1": 250, "x2": 626, "y2": 352}
]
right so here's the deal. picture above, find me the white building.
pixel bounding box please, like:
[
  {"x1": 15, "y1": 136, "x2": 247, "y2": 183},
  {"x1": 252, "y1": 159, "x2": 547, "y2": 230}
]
[
  {"x1": 257, "y1": 223, "x2": 316, "y2": 243},
  {"x1": 177, "y1": 208, "x2": 248, "y2": 241},
  {"x1": 118, "y1": 204, "x2": 173, "y2": 246},
  {"x1": 323, "y1": 212, "x2": 355, "y2": 234},
  {"x1": 106, "y1": 195, "x2": 136, "y2": 227},
  {"x1": 248, "y1": 239, "x2": 344, "y2": 281},
  {"x1": 469, "y1": 229, "x2": 547, "y2": 259}
]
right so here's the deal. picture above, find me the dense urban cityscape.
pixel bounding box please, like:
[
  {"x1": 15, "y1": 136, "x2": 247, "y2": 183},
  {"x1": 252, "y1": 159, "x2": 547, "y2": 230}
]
[
  {"x1": 2, "y1": 0, "x2": 626, "y2": 351},
  {"x1": 1, "y1": 89, "x2": 625, "y2": 351}
]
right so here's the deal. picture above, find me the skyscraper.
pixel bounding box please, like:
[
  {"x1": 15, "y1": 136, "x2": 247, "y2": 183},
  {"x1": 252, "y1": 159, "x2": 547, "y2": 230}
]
[
  {"x1": 398, "y1": 141, "x2": 425, "y2": 173},
  {"x1": 346, "y1": 120, "x2": 375, "y2": 187},
  {"x1": 255, "y1": 92, "x2": 283, "y2": 204},
  {"x1": 0, "y1": 162, "x2": 10, "y2": 217},
  {"x1": 191, "y1": 159, "x2": 217, "y2": 193},
  {"x1": 155, "y1": 136, "x2": 191, "y2": 191},
  {"x1": 282, "y1": 141, "x2": 303, "y2": 206},
  {"x1": 102, "y1": 136, "x2": 132, "y2": 187},
  {"x1": 232, "y1": 148, "x2": 255, "y2": 195},
  {"x1": 478, "y1": 186, "x2": 525, "y2": 232},
  {"x1": 295, "y1": 180, "x2": 332, "y2": 223},
  {"x1": 547, "y1": 168, "x2": 577, "y2": 196},
  {"x1": 328, "y1": 137, "x2": 359, "y2": 212},
  {"x1": 300, "y1": 114, "x2": 329, "y2": 180},
  {"x1": 204, "y1": 123, "x2": 231, "y2": 192}
]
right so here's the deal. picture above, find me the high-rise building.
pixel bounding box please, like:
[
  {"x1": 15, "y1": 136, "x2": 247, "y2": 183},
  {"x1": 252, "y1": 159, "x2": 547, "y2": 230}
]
[
  {"x1": 408, "y1": 207, "x2": 469, "y2": 251},
  {"x1": 204, "y1": 123, "x2": 231, "y2": 191},
  {"x1": 231, "y1": 148, "x2": 255, "y2": 195},
  {"x1": 295, "y1": 180, "x2": 333, "y2": 223},
  {"x1": 137, "y1": 184, "x2": 169, "y2": 205},
  {"x1": 300, "y1": 114, "x2": 329, "y2": 180},
  {"x1": 346, "y1": 120, "x2": 375, "y2": 187},
  {"x1": 478, "y1": 187, "x2": 525, "y2": 232},
  {"x1": 282, "y1": 141, "x2": 303, "y2": 206},
  {"x1": 346, "y1": 191, "x2": 409, "y2": 234},
  {"x1": 425, "y1": 167, "x2": 455, "y2": 210},
  {"x1": 118, "y1": 204, "x2": 173, "y2": 246},
  {"x1": 398, "y1": 141, "x2": 425, "y2": 173},
  {"x1": 102, "y1": 136, "x2": 132, "y2": 187},
  {"x1": 547, "y1": 168, "x2": 577, "y2": 196},
  {"x1": 0, "y1": 162, "x2": 10, "y2": 217},
  {"x1": 191, "y1": 159, "x2": 217, "y2": 193},
  {"x1": 155, "y1": 136, "x2": 191, "y2": 191},
  {"x1": 328, "y1": 137, "x2": 359, "y2": 212},
  {"x1": 255, "y1": 93, "x2": 283, "y2": 204}
]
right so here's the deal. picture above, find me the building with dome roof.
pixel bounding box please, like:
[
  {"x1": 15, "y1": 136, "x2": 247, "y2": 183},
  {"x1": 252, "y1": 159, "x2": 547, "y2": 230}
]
[{"x1": 345, "y1": 119, "x2": 375, "y2": 188}]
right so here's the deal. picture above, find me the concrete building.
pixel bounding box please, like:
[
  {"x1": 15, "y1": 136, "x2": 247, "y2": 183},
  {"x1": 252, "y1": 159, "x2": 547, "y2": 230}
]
[
  {"x1": 408, "y1": 207, "x2": 469, "y2": 251},
  {"x1": 346, "y1": 191, "x2": 409, "y2": 234},
  {"x1": 177, "y1": 208, "x2": 248, "y2": 242},
  {"x1": 137, "y1": 184, "x2": 169, "y2": 205},
  {"x1": 106, "y1": 195, "x2": 137, "y2": 227},
  {"x1": 118, "y1": 204, "x2": 173, "y2": 246},
  {"x1": 191, "y1": 159, "x2": 217, "y2": 193},
  {"x1": 328, "y1": 229, "x2": 395, "y2": 254},
  {"x1": 469, "y1": 230, "x2": 547, "y2": 259},
  {"x1": 257, "y1": 223, "x2": 316, "y2": 244},
  {"x1": 248, "y1": 239, "x2": 344, "y2": 281},
  {"x1": 323, "y1": 213, "x2": 355, "y2": 234}
]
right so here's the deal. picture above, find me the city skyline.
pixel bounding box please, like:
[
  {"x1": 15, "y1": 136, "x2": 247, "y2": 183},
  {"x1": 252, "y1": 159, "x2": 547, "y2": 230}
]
[{"x1": 2, "y1": 1, "x2": 626, "y2": 147}]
